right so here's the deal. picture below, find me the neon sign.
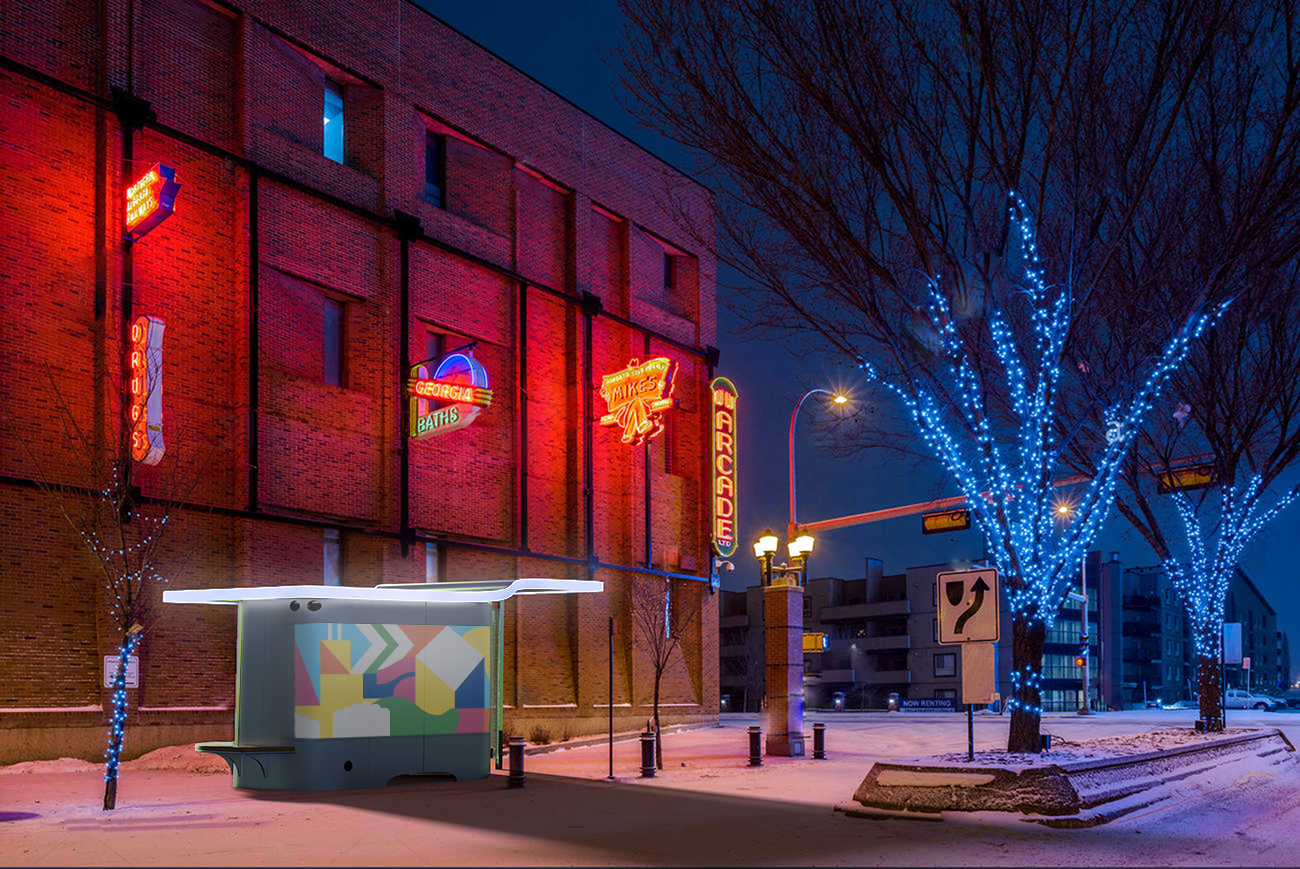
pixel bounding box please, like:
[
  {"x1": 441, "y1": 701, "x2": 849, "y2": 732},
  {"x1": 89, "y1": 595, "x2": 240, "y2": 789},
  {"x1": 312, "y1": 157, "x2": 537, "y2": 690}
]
[
  {"x1": 128, "y1": 315, "x2": 165, "y2": 465},
  {"x1": 124, "y1": 164, "x2": 181, "y2": 242},
  {"x1": 710, "y1": 377, "x2": 738, "y2": 557},
  {"x1": 598, "y1": 357, "x2": 677, "y2": 445},
  {"x1": 408, "y1": 351, "x2": 493, "y2": 438}
]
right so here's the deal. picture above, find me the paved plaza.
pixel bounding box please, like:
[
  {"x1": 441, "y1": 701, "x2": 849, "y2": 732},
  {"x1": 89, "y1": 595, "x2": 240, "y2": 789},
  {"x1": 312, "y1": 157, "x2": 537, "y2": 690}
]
[{"x1": 4, "y1": 711, "x2": 1300, "y2": 866}]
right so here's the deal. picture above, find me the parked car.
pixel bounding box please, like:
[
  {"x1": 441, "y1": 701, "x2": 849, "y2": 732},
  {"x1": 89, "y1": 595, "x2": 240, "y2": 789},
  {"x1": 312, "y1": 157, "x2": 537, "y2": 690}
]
[
  {"x1": 1224, "y1": 689, "x2": 1284, "y2": 711},
  {"x1": 1278, "y1": 690, "x2": 1300, "y2": 709}
]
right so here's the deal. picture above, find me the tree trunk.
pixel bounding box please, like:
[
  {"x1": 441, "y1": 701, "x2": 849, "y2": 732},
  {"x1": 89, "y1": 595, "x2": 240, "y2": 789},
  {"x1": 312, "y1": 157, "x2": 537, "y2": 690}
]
[
  {"x1": 1007, "y1": 617, "x2": 1047, "y2": 753},
  {"x1": 1198, "y1": 651, "x2": 1224, "y2": 732},
  {"x1": 102, "y1": 648, "x2": 130, "y2": 811},
  {"x1": 653, "y1": 670, "x2": 663, "y2": 770}
]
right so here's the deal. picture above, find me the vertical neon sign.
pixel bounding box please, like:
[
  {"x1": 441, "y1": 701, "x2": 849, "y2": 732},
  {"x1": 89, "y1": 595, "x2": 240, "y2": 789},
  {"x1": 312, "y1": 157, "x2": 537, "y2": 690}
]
[
  {"x1": 129, "y1": 315, "x2": 165, "y2": 465},
  {"x1": 710, "y1": 377, "x2": 738, "y2": 557}
]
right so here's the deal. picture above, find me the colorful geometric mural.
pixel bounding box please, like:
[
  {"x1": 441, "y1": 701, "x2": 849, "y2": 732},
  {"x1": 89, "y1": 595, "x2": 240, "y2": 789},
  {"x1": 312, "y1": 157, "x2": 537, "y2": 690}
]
[{"x1": 293, "y1": 624, "x2": 490, "y2": 739}]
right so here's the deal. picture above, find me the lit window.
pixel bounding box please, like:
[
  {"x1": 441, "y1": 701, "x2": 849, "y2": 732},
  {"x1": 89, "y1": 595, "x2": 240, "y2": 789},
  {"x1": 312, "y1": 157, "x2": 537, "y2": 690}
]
[
  {"x1": 425, "y1": 130, "x2": 445, "y2": 207},
  {"x1": 323, "y1": 297, "x2": 344, "y2": 386},
  {"x1": 324, "y1": 79, "x2": 344, "y2": 163},
  {"x1": 323, "y1": 529, "x2": 341, "y2": 586}
]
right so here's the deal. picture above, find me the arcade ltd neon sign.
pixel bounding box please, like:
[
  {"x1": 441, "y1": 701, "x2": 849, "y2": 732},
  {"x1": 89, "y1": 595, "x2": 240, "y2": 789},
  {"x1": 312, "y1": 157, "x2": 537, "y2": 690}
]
[
  {"x1": 408, "y1": 352, "x2": 493, "y2": 438},
  {"x1": 710, "y1": 377, "x2": 738, "y2": 557},
  {"x1": 598, "y1": 357, "x2": 677, "y2": 445},
  {"x1": 125, "y1": 164, "x2": 181, "y2": 242},
  {"x1": 129, "y1": 315, "x2": 165, "y2": 465}
]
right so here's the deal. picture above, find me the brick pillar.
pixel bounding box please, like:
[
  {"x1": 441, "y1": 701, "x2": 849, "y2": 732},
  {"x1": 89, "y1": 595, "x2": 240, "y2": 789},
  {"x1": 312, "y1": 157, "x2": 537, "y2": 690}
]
[{"x1": 763, "y1": 578, "x2": 805, "y2": 756}]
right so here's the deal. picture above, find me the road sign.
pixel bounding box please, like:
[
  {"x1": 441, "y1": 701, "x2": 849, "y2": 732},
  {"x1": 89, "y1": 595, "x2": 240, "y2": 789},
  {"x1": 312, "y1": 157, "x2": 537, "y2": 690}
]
[
  {"x1": 1223, "y1": 623, "x2": 1243, "y2": 664},
  {"x1": 1243, "y1": 656, "x2": 1252, "y2": 670},
  {"x1": 961, "y1": 642, "x2": 998, "y2": 704},
  {"x1": 938, "y1": 568, "x2": 999, "y2": 644}
]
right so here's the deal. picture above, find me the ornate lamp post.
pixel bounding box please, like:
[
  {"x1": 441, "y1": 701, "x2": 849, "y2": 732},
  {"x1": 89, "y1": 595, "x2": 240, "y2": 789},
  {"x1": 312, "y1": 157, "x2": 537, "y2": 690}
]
[{"x1": 753, "y1": 527, "x2": 816, "y2": 756}]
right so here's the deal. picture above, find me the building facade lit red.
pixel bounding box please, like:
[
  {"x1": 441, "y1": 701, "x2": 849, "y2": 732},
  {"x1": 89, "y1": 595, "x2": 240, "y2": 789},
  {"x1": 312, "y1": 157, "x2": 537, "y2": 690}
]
[{"x1": 0, "y1": 0, "x2": 719, "y2": 760}]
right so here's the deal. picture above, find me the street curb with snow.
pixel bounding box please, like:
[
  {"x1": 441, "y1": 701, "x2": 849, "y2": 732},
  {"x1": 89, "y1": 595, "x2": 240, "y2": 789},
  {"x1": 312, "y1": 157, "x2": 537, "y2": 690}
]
[{"x1": 837, "y1": 727, "x2": 1299, "y2": 827}]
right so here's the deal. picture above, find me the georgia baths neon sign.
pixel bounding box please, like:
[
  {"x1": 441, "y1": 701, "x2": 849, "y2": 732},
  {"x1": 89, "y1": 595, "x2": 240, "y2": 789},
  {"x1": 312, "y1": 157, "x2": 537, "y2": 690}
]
[
  {"x1": 598, "y1": 357, "x2": 677, "y2": 446},
  {"x1": 407, "y1": 351, "x2": 493, "y2": 438}
]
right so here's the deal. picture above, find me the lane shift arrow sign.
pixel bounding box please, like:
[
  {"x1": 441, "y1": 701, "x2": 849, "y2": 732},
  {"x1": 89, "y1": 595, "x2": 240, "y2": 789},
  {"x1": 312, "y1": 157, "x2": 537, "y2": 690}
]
[{"x1": 953, "y1": 577, "x2": 989, "y2": 634}]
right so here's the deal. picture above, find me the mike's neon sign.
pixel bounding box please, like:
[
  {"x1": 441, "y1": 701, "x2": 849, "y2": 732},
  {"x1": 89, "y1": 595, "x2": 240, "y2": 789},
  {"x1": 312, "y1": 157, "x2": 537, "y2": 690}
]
[
  {"x1": 598, "y1": 357, "x2": 677, "y2": 445},
  {"x1": 408, "y1": 351, "x2": 493, "y2": 438},
  {"x1": 125, "y1": 164, "x2": 181, "y2": 242},
  {"x1": 710, "y1": 377, "x2": 738, "y2": 557}
]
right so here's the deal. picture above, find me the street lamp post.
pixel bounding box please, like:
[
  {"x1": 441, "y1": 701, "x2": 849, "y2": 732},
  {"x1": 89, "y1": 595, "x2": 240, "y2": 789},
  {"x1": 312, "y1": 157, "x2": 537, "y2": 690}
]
[
  {"x1": 1057, "y1": 503, "x2": 1094, "y2": 715},
  {"x1": 753, "y1": 528, "x2": 816, "y2": 757},
  {"x1": 787, "y1": 389, "x2": 847, "y2": 539}
]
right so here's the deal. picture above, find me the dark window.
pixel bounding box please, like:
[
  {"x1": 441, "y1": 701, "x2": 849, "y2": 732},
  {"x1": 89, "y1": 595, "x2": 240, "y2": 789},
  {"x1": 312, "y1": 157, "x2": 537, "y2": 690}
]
[
  {"x1": 663, "y1": 251, "x2": 675, "y2": 289},
  {"x1": 424, "y1": 130, "x2": 446, "y2": 207},
  {"x1": 323, "y1": 529, "x2": 341, "y2": 586},
  {"x1": 935, "y1": 688, "x2": 957, "y2": 700},
  {"x1": 803, "y1": 596, "x2": 812, "y2": 619},
  {"x1": 424, "y1": 327, "x2": 444, "y2": 365},
  {"x1": 934, "y1": 653, "x2": 956, "y2": 677},
  {"x1": 323, "y1": 79, "x2": 344, "y2": 163},
  {"x1": 323, "y1": 297, "x2": 344, "y2": 386}
]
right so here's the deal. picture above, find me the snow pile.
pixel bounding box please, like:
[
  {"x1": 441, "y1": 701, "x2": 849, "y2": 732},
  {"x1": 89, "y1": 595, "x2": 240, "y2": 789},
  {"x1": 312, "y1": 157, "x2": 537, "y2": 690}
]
[
  {"x1": 0, "y1": 745, "x2": 231, "y2": 776},
  {"x1": 0, "y1": 756, "x2": 99, "y2": 775},
  {"x1": 933, "y1": 726, "x2": 1259, "y2": 768}
]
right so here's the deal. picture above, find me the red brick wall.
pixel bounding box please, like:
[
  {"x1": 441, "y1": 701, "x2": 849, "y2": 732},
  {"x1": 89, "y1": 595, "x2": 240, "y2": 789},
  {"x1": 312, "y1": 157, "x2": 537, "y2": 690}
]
[{"x1": 0, "y1": 0, "x2": 718, "y2": 755}]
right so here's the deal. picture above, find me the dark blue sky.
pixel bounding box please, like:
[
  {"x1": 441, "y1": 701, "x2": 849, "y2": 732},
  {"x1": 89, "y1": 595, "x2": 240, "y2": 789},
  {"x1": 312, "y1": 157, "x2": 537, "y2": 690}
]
[{"x1": 412, "y1": 0, "x2": 1300, "y2": 674}]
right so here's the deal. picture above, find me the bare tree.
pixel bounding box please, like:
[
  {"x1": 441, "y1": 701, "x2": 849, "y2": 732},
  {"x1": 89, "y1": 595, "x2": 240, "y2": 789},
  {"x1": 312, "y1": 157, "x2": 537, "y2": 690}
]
[
  {"x1": 617, "y1": 0, "x2": 1300, "y2": 751},
  {"x1": 6, "y1": 364, "x2": 205, "y2": 810},
  {"x1": 630, "y1": 577, "x2": 703, "y2": 769}
]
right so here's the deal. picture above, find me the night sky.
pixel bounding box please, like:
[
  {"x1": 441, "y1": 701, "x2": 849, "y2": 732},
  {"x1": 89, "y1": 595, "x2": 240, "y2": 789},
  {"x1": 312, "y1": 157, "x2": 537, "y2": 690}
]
[{"x1": 413, "y1": 0, "x2": 1300, "y2": 674}]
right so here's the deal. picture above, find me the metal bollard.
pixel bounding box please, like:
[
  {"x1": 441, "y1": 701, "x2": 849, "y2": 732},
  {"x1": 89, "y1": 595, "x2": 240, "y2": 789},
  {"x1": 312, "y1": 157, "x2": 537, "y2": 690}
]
[
  {"x1": 640, "y1": 728, "x2": 657, "y2": 778},
  {"x1": 812, "y1": 722, "x2": 826, "y2": 759},
  {"x1": 748, "y1": 725, "x2": 762, "y2": 766},
  {"x1": 507, "y1": 736, "x2": 526, "y2": 788}
]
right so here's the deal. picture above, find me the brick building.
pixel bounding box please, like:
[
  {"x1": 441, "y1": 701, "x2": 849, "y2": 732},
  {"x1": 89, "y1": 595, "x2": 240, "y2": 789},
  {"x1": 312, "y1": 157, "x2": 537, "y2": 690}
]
[{"x1": 0, "y1": 0, "x2": 719, "y2": 761}]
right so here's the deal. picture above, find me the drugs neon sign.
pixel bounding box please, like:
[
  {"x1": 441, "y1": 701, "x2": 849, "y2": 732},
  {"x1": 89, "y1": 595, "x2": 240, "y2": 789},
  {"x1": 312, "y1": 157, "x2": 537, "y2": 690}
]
[
  {"x1": 125, "y1": 164, "x2": 181, "y2": 242},
  {"x1": 408, "y1": 351, "x2": 493, "y2": 438},
  {"x1": 129, "y1": 315, "x2": 165, "y2": 465},
  {"x1": 710, "y1": 377, "x2": 738, "y2": 557},
  {"x1": 598, "y1": 357, "x2": 677, "y2": 445}
]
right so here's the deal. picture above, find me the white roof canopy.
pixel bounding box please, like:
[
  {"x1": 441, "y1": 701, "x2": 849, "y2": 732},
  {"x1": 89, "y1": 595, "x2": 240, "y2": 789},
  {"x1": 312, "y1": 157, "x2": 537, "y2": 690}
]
[{"x1": 164, "y1": 578, "x2": 603, "y2": 605}]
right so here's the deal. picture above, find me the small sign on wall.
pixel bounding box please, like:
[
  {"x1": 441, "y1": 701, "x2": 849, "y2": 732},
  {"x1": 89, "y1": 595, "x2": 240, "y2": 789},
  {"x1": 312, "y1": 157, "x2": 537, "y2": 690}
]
[{"x1": 103, "y1": 655, "x2": 140, "y2": 689}]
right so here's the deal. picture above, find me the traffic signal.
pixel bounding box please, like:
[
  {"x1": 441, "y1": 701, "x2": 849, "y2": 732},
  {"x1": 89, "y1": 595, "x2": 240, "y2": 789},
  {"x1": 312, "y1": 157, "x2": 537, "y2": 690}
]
[
  {"x1": 1075, "y1": 656, "x2": 1087, "y2": 668},
  {"x1": 1076, "y1": 635, "x2": 1089, "y2": 667}
]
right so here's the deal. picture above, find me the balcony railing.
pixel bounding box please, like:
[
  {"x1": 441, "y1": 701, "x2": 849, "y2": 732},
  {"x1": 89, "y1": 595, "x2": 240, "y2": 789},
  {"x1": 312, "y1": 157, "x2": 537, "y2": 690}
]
[{"x1": 820, "y1": 600, "x2": 910, "y2": 621}]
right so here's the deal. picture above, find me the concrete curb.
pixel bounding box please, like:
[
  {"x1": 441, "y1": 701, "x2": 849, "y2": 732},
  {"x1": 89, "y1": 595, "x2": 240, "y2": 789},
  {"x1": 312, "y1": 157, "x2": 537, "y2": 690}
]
[
  {"x1": 522, "y1": 722, "x2": 719, "y2": 756},
  {"x1": 837, "y1": 727, "x2": 1297, "y2": 826}
]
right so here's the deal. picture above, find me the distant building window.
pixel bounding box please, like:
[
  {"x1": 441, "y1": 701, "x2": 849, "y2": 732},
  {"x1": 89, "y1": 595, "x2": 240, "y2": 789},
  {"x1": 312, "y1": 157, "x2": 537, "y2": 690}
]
[
  {"x1": 323, "y1": 297, "x2": 344, "y2": 386},
  {"x1": 803, "y1": 596, "x2": 812, "y2": 619},
  {"x1": 935, "y1": 688, "x2": 956, "y2": 700},
  {"x1": 663, "y1": 252, "x2": 676, "y2": 289},
  {"x1": 425, "y1": 130, "x2": 446, "y2": 207},
  {"x1": 934, "y1": 653, "x2": 956, "y2": 677},
  {"x1": 323, "y1": 78, "x2": 344, "y2": 163},
  {"x1": 323, "y1": 529, "x2": 341, "y2": 586}
]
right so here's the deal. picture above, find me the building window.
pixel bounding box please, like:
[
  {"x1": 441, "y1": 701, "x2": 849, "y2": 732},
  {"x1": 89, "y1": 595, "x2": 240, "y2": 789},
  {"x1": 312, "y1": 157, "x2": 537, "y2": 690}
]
[
  {"x1": 424, "y1": 327, "x2": 444, "y2": 365},
  {"x1": 663, "y1": 251, "x2": 676, "y2": 289},
  {"x1": 425, "y1": 130, "x2": 446, "y2": 207},
  {"x1": 935, "y1": 688, "x2": 956, "y2": 700},
  {"x1": 932, "y1": 618, "x2": 938, "y2": 642},
  {"x1": 323, "y1": 529, "x2": 341, "y2": 586},
  {"x1": 323, "y1": 78, "x2": 345, "y2": 163},
  {"x1": 425, "y1": 542, "x2": 440, "y2": 583},
  {"x1": 934, "y1": 653, "x2": 956, "y2": 677},
  {"x1": 323, "y1": 297, "x2": 344, "y2": 386},
  {"x1": 803, "y1": 596, "x2": 812, "y2": 619}
]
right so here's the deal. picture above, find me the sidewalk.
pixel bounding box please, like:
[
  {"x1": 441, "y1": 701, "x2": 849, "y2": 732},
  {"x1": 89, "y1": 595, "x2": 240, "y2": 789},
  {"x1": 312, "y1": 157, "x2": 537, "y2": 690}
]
[{"x1": 4, "y1": 712, "x2": 1300, "y2": 866}]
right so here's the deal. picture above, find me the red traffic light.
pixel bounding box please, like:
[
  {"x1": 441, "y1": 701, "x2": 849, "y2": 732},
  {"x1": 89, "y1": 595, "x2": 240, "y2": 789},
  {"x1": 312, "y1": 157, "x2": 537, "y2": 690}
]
[{"x1": 1074, "y1": 656, "x2": 1086, "y2": 667}]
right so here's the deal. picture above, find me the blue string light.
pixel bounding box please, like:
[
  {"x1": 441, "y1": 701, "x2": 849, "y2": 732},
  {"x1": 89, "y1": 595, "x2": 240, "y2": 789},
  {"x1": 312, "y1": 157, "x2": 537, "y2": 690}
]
[
  {"x1": 855, "y1": 193, "x2": 1222, "y2": 709},
  {"x1": 1167, "y1": 476, "x2": 1298, "y2": 659},
  {"x1": 104, "y1": 633, "x2": 139, "y2": 784}
]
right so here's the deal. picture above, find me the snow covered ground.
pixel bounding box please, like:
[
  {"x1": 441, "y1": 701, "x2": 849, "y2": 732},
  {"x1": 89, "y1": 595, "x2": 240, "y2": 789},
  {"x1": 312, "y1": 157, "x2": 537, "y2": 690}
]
[{"x1": 3, "y1": 710, "x2": 1300, "y2": 866}]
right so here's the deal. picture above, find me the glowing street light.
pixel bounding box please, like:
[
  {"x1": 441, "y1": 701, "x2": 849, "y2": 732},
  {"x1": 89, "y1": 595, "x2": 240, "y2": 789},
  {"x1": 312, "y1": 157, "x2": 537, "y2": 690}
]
[{"x1": 788, "y1": 388, "x2": 849, "y2": 538}]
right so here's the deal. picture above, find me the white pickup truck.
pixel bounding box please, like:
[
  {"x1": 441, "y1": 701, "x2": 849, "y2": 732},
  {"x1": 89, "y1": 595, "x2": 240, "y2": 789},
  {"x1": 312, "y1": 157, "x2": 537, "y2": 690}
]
[{"x1": 1224, "y1": 689, "x2": 1284, "y2": 711}]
